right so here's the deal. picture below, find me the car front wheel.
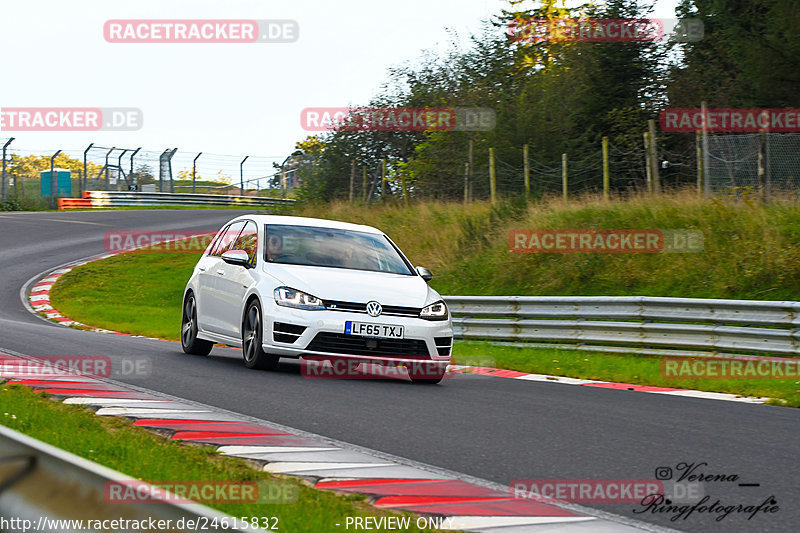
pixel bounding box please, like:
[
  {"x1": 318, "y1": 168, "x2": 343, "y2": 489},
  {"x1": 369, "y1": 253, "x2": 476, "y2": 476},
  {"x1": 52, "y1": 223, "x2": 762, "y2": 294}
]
[
  {"x1": 242, "y1": 299, "x2": 280, "y2": 370},
  {"x1": 181, "y1": 293, "x2": 213, "y2": 356}
]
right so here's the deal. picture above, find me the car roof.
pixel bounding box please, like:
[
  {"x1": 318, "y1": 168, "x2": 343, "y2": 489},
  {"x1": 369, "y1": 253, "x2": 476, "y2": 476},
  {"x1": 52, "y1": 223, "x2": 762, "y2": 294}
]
[{"x1": 226, "y1": 214, "x2": 384, "y2": 235}]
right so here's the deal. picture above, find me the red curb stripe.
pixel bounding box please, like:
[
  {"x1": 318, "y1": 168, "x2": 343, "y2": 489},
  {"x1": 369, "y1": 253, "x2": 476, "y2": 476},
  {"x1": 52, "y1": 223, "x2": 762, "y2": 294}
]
[
  {"x1": 134, "y1": 419, "x2": 221, "y2": 426},
  {"x1": 172, "y1": 431, "x2": 289, "y2": 440},
  {"x1": 136, "y1": 421, "x2": 286, "y2": 433},
  {"x1": 581, "y1": 382, "x2": 684, "y2": 392},
  {"x1": 317, "y1": 479, "x2": 507, "y2": 497},
  {"x1": 376, "y1": 495, "x2": 509, "y2": 506}
]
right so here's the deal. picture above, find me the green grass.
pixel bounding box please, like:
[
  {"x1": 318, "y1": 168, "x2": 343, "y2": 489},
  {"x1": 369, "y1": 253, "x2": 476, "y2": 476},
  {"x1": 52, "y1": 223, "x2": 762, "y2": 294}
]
[
  {"x1": 50, "y1": 252, "x2": 199, "y2": 339},
  {"x1": 294, "y1": 191, "x2": 800, "y2": 300},
  {"x1": 0, "y1": 385, "x2": 447, "y2": 532},
  {"x1": 452, "y1": 342, "x2": 800, "y2": 407}
]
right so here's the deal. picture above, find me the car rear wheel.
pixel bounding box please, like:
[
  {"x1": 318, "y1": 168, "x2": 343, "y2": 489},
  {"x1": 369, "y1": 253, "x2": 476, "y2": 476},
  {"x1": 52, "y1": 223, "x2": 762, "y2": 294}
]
[
  {"x1": 242, "y1": 299, "x2": 280, "y2": 370},
  {"x1": 181, "y1": 293, "x2": 213, "y2": 356}
]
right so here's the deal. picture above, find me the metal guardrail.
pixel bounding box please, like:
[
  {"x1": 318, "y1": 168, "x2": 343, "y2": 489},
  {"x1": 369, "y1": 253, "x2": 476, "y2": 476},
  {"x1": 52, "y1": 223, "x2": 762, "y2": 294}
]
[
  {"x1": 444, "y1": 296, "x2": 800, "y2": 355},
  {"x1": 0, "y1": 425, "x2": 251, "y2": 532},
  {"x1": 59, "y1": 191, "x2": 294, "y2": 209}
]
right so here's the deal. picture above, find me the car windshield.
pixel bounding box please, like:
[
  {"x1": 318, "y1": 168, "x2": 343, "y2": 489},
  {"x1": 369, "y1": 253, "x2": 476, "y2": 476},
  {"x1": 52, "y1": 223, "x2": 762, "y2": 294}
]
[{"x1": 264, "y1": 224, "x2": 414, "y2": 275}]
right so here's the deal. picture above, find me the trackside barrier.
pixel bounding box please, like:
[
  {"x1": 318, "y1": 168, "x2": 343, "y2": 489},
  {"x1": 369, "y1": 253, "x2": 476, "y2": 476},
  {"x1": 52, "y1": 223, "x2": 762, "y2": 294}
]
[
  {"x1": 58, "y1": 191, "x2": 294, "y2": 209},
  {"x1": 0, "y1": 425, "x2": 252, "y2": 532},
  {"x1": 444, "y1": 296, "x2": 800, "y2": 356}
]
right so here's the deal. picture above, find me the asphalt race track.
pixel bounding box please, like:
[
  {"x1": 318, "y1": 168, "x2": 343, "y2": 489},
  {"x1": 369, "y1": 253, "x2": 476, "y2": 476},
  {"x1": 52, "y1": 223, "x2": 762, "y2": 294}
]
[{"x1": 1, "y1": 210, "x2": 798, "y2": 532}]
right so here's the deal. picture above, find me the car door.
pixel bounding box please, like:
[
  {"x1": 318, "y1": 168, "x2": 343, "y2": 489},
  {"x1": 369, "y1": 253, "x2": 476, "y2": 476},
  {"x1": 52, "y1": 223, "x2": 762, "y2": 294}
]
[
  {"x1": 204, "y1": 221, "x2": 246, "y2": 335},
  {"x1": 195, "y1": 224, "x2": 229, "y2": 332},
  {"x1": 215, "y1": 220, "x2": 259, "y2": 338}
]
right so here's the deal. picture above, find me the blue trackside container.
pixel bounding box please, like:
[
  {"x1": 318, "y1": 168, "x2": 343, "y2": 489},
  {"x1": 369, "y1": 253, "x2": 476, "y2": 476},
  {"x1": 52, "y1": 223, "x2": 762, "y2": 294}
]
[{"x1": 41, "y1": 169, "x2": 72, "y2": 197}]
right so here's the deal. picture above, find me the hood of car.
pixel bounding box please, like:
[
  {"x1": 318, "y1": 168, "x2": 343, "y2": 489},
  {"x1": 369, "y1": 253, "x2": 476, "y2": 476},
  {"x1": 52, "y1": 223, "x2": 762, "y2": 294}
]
[{"x1": 264, "y1": 263, "x2": 437, "y2": 308}]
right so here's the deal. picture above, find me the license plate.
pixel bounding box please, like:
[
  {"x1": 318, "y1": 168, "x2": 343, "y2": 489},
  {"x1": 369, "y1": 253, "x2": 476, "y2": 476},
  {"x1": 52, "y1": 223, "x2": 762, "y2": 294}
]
[{"x1": 345, "y1": 321, "x2": 404, "y2": 339}]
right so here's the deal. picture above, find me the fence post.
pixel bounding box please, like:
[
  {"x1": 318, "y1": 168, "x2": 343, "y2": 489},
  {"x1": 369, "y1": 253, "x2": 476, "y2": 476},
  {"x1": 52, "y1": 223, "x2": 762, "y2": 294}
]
[
  {"x1": 381, "y1": 159, "x2": 386, "y2": 202},
  {"x1": 349, "y1": 160, "x2": 355, "y2": 203},
  {"x1": 193, "y1": 152, "x2": 202, "y2": 194},
  {"x1": 696, "y1": 131, "x2": 703, "y2": 196},
  {"x1": 489, "y1": 148, "x2": 497, "y2": 204},
  {"x1": 758, "y1": 132, "x2": 767, "y2": 202},
  {"x1": 401, "y1": 169, "x2": 409, "y2": 207},
  {"x1": 602, "y1": 136, "x2": 610, "y2": 201},
  {"x1": 82, "y1": 143, "x2": 93, "y2": 194},
  {"x1": 1, "y1": 137, "x2": 13, "y2": 201},
  {"x1": 50, "y1": 150, "x2": 62, "y2": 209},
  {"x1": 239, "y1": 156, "x2": 249, "y2": 195},
  {"x1": 362, "y1": 165, "x2": 367, "y2": 201},
  {"x1": 463, "y1": 162, "x2": 469, "y2": 203},
  {"x1": 701, "y1": 101, "x2": 711, "y2": 198},
  {"x1": 562, "y1": 153, "x2": 568, "y2": 201},
  {"x1": 523, "y1": 144, "x2": 530, "y2": 199},
  {"x1": 643, "y1": 132, "x2": 652, "y2": 193},
  {"x1": 468, "y1": 139, "x2": 474, "y2": 202},
  {"x1": 648, "y1": 119, "x2": 660, "y2": 194}
]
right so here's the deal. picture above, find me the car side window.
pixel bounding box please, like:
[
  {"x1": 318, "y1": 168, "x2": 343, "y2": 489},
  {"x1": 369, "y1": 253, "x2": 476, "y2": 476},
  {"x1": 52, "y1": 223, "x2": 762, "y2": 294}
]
[
  {"x1": 232, "y1": 220, "x2": 258, "y2": 265},
  {"x1": 210, "y1": 221, "x2": 246, "y2": 257}
]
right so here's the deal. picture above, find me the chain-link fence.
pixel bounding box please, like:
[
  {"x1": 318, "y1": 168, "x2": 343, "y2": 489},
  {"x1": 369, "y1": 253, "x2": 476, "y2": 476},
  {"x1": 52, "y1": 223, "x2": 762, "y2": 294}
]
[
  {"x1": 706, "y1": 133, "x2": 800, "y2": 196},
  {"x1": 0, "y1": 140, "x2": 292, "y2": 207}
]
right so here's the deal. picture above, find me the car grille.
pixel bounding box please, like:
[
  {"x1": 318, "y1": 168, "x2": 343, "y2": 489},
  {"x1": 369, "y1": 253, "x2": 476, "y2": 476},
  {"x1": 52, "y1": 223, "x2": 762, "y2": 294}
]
[
  {"x1": 322, "y1": 299, "x2": 421, "y2": 318},
  {"x1": 305, "y1": 332, "x2": 431, "y2": 357}
]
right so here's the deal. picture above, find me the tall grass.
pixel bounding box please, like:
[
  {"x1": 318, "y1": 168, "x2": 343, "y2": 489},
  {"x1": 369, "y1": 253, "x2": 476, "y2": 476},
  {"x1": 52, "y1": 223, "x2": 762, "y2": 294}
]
[{"x1": 294, "y1": 190, "x2": 800, "y2": 300}]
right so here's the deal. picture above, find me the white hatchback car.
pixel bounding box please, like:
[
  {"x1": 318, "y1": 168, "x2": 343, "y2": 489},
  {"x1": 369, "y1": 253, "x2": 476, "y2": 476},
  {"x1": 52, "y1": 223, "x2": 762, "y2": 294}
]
[{"x1": 181, "y1": 215, "x2": 453, "y2": 383}]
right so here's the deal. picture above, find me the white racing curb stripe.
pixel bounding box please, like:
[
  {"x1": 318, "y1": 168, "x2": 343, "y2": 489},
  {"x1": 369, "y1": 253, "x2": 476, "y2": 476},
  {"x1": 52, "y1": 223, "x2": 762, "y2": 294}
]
[
  {"x1": 264, "y1": 462, "x2": 395, "y2": 473},
  {"x1": 64, "y1": 397, "x2": 172, "y2": 405},
  {"x1": 218, "y1": 446, "x2": 337, "y2": 455},
  {"x1": 95, "y1": 407, "x2": 212, "y2": 416},
  {"x1": 442, "y1": 516, "x2": 597, "y2": 530}
]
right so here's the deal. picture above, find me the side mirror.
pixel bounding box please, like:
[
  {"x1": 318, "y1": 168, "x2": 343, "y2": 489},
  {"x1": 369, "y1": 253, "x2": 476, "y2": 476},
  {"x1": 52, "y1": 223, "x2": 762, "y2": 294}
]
[
  {"x1": 221, "y1": 250, "x2": 253, "y2": 268},
  {"x1": 416, "y1": 266, "x2": 433, "y2": 281}
]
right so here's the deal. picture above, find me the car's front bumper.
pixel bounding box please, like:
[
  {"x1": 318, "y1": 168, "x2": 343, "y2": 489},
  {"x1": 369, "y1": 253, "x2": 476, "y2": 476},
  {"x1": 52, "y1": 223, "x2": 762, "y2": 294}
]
[{"x1": 261, "y1": 306, "x2": 453, "y2": 363}]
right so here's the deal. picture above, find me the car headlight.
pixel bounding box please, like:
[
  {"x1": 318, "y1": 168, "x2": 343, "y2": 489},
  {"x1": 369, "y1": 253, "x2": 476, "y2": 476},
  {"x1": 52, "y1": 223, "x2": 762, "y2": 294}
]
[
  {"x1": 420, "y1": 301, "x2": 448, "y2": 321},
  {"x1": 274, "y1": 287, "x2": 326, "y2": 310}
]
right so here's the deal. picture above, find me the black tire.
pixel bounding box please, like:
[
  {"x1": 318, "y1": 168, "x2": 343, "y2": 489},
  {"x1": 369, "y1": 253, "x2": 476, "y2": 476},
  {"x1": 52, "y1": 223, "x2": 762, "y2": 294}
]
[
  {"x1": 242, "y1": 299, "x2": 280, "y2": 370},
  {"x1": 181, "y1": 293, "x2": 213, "y2": 356},
  {"x1": 408, "y1": 362, "x2": 445, "y2": 385}
]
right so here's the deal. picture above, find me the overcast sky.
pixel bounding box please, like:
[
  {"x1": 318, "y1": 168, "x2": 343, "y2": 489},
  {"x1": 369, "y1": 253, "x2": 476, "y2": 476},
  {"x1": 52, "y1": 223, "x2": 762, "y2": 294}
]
[{"x1": 0, "y1": 0, "x2": 680, "y2": 179}]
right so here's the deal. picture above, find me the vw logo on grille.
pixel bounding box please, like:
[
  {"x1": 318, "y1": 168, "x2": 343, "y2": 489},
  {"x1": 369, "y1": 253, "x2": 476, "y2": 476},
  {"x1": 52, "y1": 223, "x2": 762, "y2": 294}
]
[{"x1": 366, "y1": 301, "x2": 382, "y2": 317}]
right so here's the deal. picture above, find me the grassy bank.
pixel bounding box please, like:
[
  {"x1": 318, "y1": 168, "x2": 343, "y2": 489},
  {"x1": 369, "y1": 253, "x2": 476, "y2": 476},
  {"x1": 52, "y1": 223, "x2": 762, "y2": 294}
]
[
  {"x1": 0, "y1": 385, "x2": 444, "y2": 532},
  {"x1": 292, "y1": 191, "x2": 800, "y2": 300}
]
